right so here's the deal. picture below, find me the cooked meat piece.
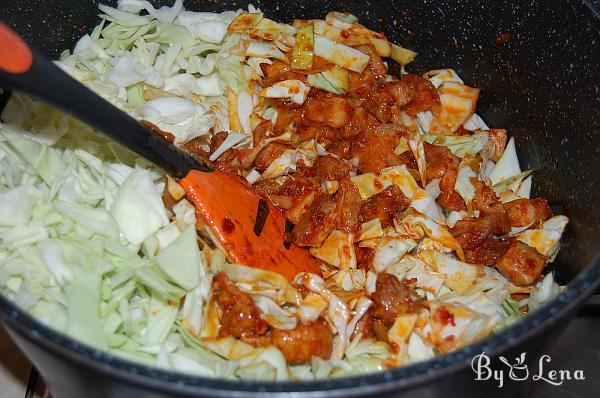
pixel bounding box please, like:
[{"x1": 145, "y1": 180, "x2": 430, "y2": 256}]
[
  {"x1": 359, "y1": 185, "x2": 411, "y2": 227},
  {"x1": 355, "y1": 245, "x2": 374, "y2": 270},
  {"x1": 254, "y1": 142, "x2": 289, "y2": 171},
  {"x1": 450, "y1": 216, "x2": 497, "y2": 250},
  {"x1": 213, "y1": 272, "x2": 268, "y2": 341},
  {"x1": 304, "y1": 97, "x2": 355, "y2": 128},
  {"x1": 271, "y1": 318, "x2": 333, "y2": 364},
  {"x1": 354, "y1": 44, "x2": 387, "y2": 79},
  {"x1": 464, "y1": 237, "x2": 512, "y2": 265},
  {"x1": 376, "y1": 74, "x2": 441, "y2": 117},
  {"x1": 396, "y1": 150, "x2": 418, "y2": 171},
  {"x1": 297, "y1": 155, "x2": 350, "y2": 180},
  {"x1": 273, "y1": 177, "x2": 318, "y2": 224},
  {"x1": 274, "y1": 104, "x2": 303, "y2": 133},
  {"x1": 451, "y1": 204, "x2": 511, "y2": 246},
  {"x1": 342, "y1": 106, "x2": 380, "y2": 138},
  {"x1": 347, "y1": 46, "x2": 384, "y2": 100},
  {"x1": 503, "y1": 198, "x2": 552, "y2": 227},
  {"x1": 352, "y1": 310, "x2": 374, "y2": 340},
  {"x1": 479, "y1": 205, "x2": 511, "y2": 236},
  {"x1": 370, "y1": 273, "x2": 420, "y2": 327},
  {"x1": 253, "y1": 179, "x2": 281, "y2": 198},
  {"x1": 261, "y1": 60, "x2": 306, "y2": 87},
  {"x1": 335, "y1": 177, "x2": 362, "y2": 233},
  {"x1": 291, "y1": 193, "x2": 338, "y2": 247},
  {"x1": 352, "y1": 123, "x2": 409, "y2": 173},
  {"x1": 378, "y1": 79, "x2": 416, "y2": 108},
  {"x1": 298, "y1": 125, "x2": 340, "y2": 143},
  {"x1": 473, "y1": 180, "x2": 500, "y2": 210},
  {"x1": 252, "y1": 119, "x2": 273, "y2": 146},
  {"x1": 328, "y1": 139, "x2": 353, "y2": 160},
  {"x1": 348, "y1": 69, "x2": 377, "y2": 100},
  {"x1": 436, "y1": 167, "x2": 467, "y2": 211},
  {"x1": 424, "y1": 142, "x2": 460, "y2": 182},
  {"x1": 401, "y1": 74, "x2": 441, "y2": 116},
  {"x1": 495, "y1": 240, "x2": 547, "y2": 286}
]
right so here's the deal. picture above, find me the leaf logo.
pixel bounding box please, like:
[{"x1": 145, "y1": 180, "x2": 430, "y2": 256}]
[{"x1": 499, "y1": 353, "x2": 529, "y2": 381}]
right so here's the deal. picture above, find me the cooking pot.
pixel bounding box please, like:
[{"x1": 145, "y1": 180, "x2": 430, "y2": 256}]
[{"x1": 1, "y1": 0, "x2": 599, "y2": 397}]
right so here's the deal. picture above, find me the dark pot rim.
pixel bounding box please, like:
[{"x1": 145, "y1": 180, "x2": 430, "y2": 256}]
[{"x1": 2, "y1": 253, "x2": 599, "y2": 397}]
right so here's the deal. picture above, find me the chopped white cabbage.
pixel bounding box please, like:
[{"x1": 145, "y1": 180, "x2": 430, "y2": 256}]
[
  {"x1": 209, "y1": 132, "x2": 247, "y2": 161},
  {"x1": 310, "y1": 230, "x2": 356, "y2": 270},
  {"x1": 355, "y1": 219, "x2": 384, "y2": 241},
  {"x1": 517, "y1": 215, "x2": 568, "y2": 261},
  {"x1": 410, "y1": 189, "x2": 446, "y2": 225},
  {"x1": 313, "y1": 35, "x2": 370, "y2": 73},
  {"x1": 387, "y1": 314, "x2": 417, "y2": 362},
  {"x1": 425, "y1": 69, "x2": 464, "y2": 89},
  {"x1": 454, "y1": 160, "x2": 478, "y2": 210},
  {"x1": 488, "y1": 137, "x2": 521, "y2": 186},
  {"x1": 406, "y1": 331, "x2": 435, "y2": 363},
  {"x1": 397, "y1": 214, "x2": 464, "y2": 260},
  {"x1": 110, "y1": 168, "x2": 170, "y2": 245},
  {"x1": 245, "y1": 41, "x2": 287, "y2": 61},
  {"x1": 528, "y1": 273, "x2": 560, "y2": 311},
  {"x1": 418, "y1": 250, "x2": 477, "y2": 294},
  {"x1": 351, "y1": 164, "x2": 419, "y2": 200},
  {"x1": 260, "y1": 79, "x2": 311, "y2": 105},
  {"x1": 429, "y1": 82, "x2": 479, "y2": 134},
  {"x1": 139, "y1": 97, "x2": 215, "y2": 144},
  {"x1": 372, "y1": 237, "x2": 416, "y2": 272},
  {"x1": 463, "y1": 113, "x2": 489, "y2": 131}
]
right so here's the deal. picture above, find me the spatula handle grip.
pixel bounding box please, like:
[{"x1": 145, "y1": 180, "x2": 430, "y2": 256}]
[{"x1": 0, "y1": 23, "x2": 210, "y2": 177}]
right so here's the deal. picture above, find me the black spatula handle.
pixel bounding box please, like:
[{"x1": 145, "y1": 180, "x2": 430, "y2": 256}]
[{"x1": 0, "y1": 23, "x2": 211, "y2": 177}]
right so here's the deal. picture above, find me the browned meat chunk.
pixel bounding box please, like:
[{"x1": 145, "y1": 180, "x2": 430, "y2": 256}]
[
  {"x1": 351, "y1": 123, "x2": 409, "y2": 173},
  {"x1": 450, "y1": 204, "x2": 511, "y2": 248},
  {"x1": 359, "y1": 185, "x2": 411, "y2": 227},
  {"x1": 327, "y1": 139, "x2": 353, "y2": 159},
  {"x1": 437, "y1": 167, "x2": 467, "y2": 211},
  {"x1": 479, "y1": 205, "x2": 512, "y2": 236},
  {"x1": 354, "y1": 44, "x2": 387, "y2": 79},
  {"x1": 369, "y1": 273, "x2": 420, "y2": 327},
  {"x1": 252, "y1": 119, "x2": 273, "y2": 146},
  {"x1": 401, "y1": 74, "x2": 441, "y2": 116},
  {"x1": 213, "y1": 272, "x2": 268, "y2": 341},
  {"x1": 296, "y1": 155, "x2": 350, "y2": 180},
  {"x1": 377, "y1": 74, "x2": 441, "y2": 117},
  {"x1": 304, "y1": 97, "x2": 355, "y2": 128},
  {"x1": 273, "y1": 104, "x2": 303, "y2": 133},
  {"x1": 450, "y1": 216, "x2": 495, "y2": 250},
  {"x1": 298, "y1": 125, "x2": 341, "y2": 143},
  {"x1": 254, "y1": 142, "x2": 289, "y2": 171},
  {"x1": 464, "y1": 237, "x2": 512, "y2": 265},
  {"x1": 342, "y1": 106, "x2": 380, "y2": 138},
  {"x1": 424, "y1": 142, "x2": 460, "y2": 182},
  {"x1": 355, "y1": 245, "x2": 374, "y2": 270},
  {"x1": 261, "y1": 60, "x2": 306, "y2": 87},
  {"x1": 291, "y1": 193, "x2": 338, "y2": 247},
  {"x1": 503, "y1": 198, "x2": 552, "y2": 227},
  {"x1": 495, "y1": 240, "x2": 547, "y2": 286},
  {"x1": 335, "y1": 177, "x2": 362, "y2": 233},
  {"x1": 271, "y1": 318, "x2": 333, "y2": 364},
  {"x1": 473, "y1": 180, "x2": 500, "y2": 210},
  {"x1": 378, "y1": 79, "x2": 416, "y2": 109}
]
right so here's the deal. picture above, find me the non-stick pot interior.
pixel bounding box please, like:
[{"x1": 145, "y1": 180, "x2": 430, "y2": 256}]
[
  {"x1": 0, "y1": 0, "x2": 599, "y2": 396},
  {"x1": 3, "y1": 0, "x2": 599, "y2": 284}
]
